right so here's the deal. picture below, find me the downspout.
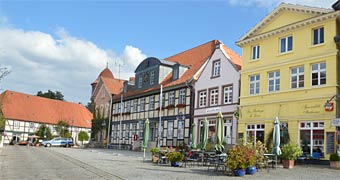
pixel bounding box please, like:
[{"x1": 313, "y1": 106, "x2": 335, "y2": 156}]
[{"x1": 107, "y1": 94, "x2": 113, "y2": 148}]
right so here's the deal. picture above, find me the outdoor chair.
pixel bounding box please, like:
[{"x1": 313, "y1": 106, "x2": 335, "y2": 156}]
[{"x1": 184, "y1": 151, "x2": 202, "y2": 167}]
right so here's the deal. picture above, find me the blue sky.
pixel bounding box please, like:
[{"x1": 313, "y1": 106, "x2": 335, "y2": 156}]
[{"x1": 0, "y1": 0, "x2": 335, "y2": 104}]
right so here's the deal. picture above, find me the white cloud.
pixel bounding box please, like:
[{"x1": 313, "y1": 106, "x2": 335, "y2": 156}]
[
  {"x1": 0, "y1": 27, "x2": 147, "y2": 104},
  {"x1": 228, "y1": 0, "x2": 335, "y2": 9}
]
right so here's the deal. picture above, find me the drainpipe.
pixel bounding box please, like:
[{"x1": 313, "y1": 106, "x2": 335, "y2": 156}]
[{"x1": 107, "y1": 94, "x2": 113, "y2": 148}]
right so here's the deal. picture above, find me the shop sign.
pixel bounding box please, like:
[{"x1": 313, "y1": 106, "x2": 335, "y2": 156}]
[
  {"x1": 331, "y1": 118, "x2": 340, "y2": 127},
  {"x1": 206, "y1": 107, "x2": 221, "y2": 113},
  {"x1": 324, "y1": 102, "x2": 334, "y2": 111}
]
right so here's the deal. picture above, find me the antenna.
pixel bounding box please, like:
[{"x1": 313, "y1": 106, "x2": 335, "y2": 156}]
[{"x1": 115, "y1": 60, "x2": 125, "y2": 80}]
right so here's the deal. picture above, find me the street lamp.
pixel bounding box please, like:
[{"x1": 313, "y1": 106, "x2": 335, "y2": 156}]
[{"x1": 324, "y1": 94, "x2": 340, "y2": 153}]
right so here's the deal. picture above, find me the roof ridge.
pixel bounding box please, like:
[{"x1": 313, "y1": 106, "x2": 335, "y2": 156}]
[{"x1": 165, "y1": 40, "x2": 219, "y2": 61}]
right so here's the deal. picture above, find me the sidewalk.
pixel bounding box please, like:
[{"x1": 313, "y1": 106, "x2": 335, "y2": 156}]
[{"x1": 51, "y1": 147, "x2": 340, "y2": 180}]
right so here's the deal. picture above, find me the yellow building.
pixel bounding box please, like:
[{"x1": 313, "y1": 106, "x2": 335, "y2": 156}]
[{"x1": 236, "y1": 3, "x2": 340, "y2": 159}]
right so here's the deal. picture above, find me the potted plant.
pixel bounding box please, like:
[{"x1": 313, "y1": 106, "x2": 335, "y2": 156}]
[
  {"x1": 329, "y1": 153, "x2": 340, "y2": 170},
  {"x1": 226, "y1": 144, "x2": 255, "y2": 176},
  {"x1": 150, "y1": 147, "x2": 160, "y2": 163},
  {"x1": 166, "y1": 151, "x2": 183, "y2": 167},
  {"x1": 281, "y1": 144, "x2": 302, "y2": 169}
]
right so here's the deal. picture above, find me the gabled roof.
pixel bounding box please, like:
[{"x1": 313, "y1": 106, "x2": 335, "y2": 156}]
[
  {"x1": 91, "y1": 67, "x2": 114, "y2": 85},
  {"x1": 0, "y1": 90, "x2": 92, "y2": 128},
  {"x1": 101, "y1": 76, "x2": 124, "y2": 95},
  {"x1": 221, "y1": 44, "x2": 242, "y2": 70},
  {"x1": 237, "y1": 3, "x2": 332, "y2": 45},
  {"x1": 113, "y1": 40, "x2": 242, "y2": 100}
]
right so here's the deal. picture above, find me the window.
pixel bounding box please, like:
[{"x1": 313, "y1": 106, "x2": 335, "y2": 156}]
[
  {"x1": 311, "y1": 62, "x2": 326, "y2": 86},
  {"x1": 173, "y1": 67, "x2": 178, "y2": 80},
  {"x1": 252, "y1": 45, "x2": 260, "y2": 60},
  {"x1": 140, "y1": 98, "x2": 145, "y2": 111},
  {"x1": 29, "y1": 122, "x2": 34, "y2": 129},
  {"x1": 120, "y1": 102, "x2": 124, "y2": 113},
  {"x1": 149, "y1": 95, "x2": 155, "y2": 110},
  {"x1": 125, "y1": 101, "x2": 131, "y2": 112},
  {"x1": 161, "y1": 93, "x2": 165, "y2": 107},
  {"x1": 133, "y1": 99, "x2": 138, "y2": 112},
  {"x1": 167, "y1": 121, "x2": 174, "y2": 139},
  {"x1": 199, "y1": 90, "x2": 207, "y2": 108},
  {"x1": 177, "y1": 120, "x2": 184, "y2": 139},
  {"x1": 268, "y1": 71, "x2": 280, "y2": 92},
  {"x1": 212, "y1": 60, "x2": 221, "y2": 77},
  {"x1": 179, "y1": 89, "x2": 186, "y2": 104},
  {"x1": 138, "y1": 75, "x2": 142, "y2": 88},
  {"x1": 114, "y1": 104, "x2": 119, "y2": 114},
  {"x1": 246, "y1": 124, "x2": 265, "y2": 143},
  {"x1": 125, "y1": 124, "x2": 130, "y2": 138},
  {"x1": 223, "y1": 86, "x2": 233, "y2": 104},
  {"x1": 290, "y1": 66, "x2": 304, "y2": 89},
  {"x1": 280, "y1": 36, "x2": 293, "y2": 53},
  {"x1": 249, "y1": 74, "x2": 260, "y2": 95},
  {"x1": 168, "y1": 91, "x2": 175, "y2": 105},
  {"x1": 313, "y1": 27, "x2": 324, "y2": 45},
  {"x1": 130, "y1": 100, "x2": 134, "y2": 112},
  {"x1": 300, "y1": 121, "x2": 325, "y2": 157},
  {"x1": 210, "y1": 88, "x2": 219, "y2": 106},
  {"x1": 150, "y1": 71, "x2": 155, "y2": 85},
  {"x1": 14, "y1": 121, "x2": 20, "y2": 129}
]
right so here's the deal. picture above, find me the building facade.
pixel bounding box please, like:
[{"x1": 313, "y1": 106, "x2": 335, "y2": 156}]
[
  {"x1": 110, "y1": 40, "x2": 220, "y2": 149},
  {"x1": 236, "y1": 3, "x2": 340, "y2": 159},
  {"x1": 0, "y1": 90, "x2": 92, "y2": 145},
  {"x1": 194, "y1": 41, "x2": 242, "y2": 147}
]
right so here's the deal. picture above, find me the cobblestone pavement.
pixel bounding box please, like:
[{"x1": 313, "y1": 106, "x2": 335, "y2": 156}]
[{"x1": 1, "y1": 146, "x2": 339, "y2": 180}]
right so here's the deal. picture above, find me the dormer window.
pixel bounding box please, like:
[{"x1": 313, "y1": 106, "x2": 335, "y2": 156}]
[
  {"x1": 172, "y1": 63, "x2": 179, "y2": 80},
  {"x1": 150, "y1": 71, "x2": 155, "y2": 85},
  {"x1": 138, "y1": 75, "x2": 142, "y2": 88}
]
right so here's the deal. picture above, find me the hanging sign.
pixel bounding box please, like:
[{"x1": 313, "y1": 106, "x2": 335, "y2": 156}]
[{"x1": 325, "y1": 102, "x2": 334, "y2": 111}]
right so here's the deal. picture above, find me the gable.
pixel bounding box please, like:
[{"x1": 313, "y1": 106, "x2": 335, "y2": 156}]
[
  {"x1": 238, "y1": 3, "x2": 332, "y2": 43},
  {"x1": 257, "y1": 10, "x2": 318, "y2": 35}
]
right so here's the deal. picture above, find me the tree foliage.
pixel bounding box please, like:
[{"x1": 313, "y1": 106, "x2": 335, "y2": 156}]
[
  {"x1": 35, "y1": 124, "x2": 52, "y2": 140},
  {"x1": 85, "y1": 101, "x2": 94, "y2": 113},
  {"x1": 91, "y1": 106, "x2": 108, "y2": 139},
  {"x1": 0, "y1": 67, "x2": 10, "y2": 81},
  {"x1": 0, "y1": 113, "x2": 5, "y2": 130},
  {"x1": 37, "y1": 90, "x2": 64, "y2": 101},
  {"x1": 78, "y1": 131, "x2": 89, "y2": 145},
  {"x1": 55, "y1": 120, "x2": 70, "y2": 138}
]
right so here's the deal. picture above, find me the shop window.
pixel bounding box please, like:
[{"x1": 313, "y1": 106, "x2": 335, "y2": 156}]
[{"x1": 299, "y1": 121, "x2": 325, "y2": 158}]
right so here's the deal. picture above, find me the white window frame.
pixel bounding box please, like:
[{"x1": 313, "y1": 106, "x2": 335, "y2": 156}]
[
  {"x1": 291, "y1": 66, "x2": 304, "y2": 89},
  {"x1": 280, "y1": 35, "x2": 293, "y2": 53},
  {"x1": 313, "y1": 27, "x2": 324, "y2": 45},
  {"x1": 249, "y1": 74, "x2": 260, "y2": 95},
  {"x1": 149, "y1": 95, "x2": 155, "y2": 110},
  {"x1": 140, "y1": 98, "x2": 145, "y2": 112},
  {"x1": 311, "y1": 62, "x2": 326, "y2": 86},
  {"x1": 252, "y1": 45, "x2": 260, "y2": 60},
  {"x1": 210, "y1": 88, "x2": 219, "y2": 106},
  {"x1": 138, "y1": 75, "x2": 142, "y2": 88},
  {"x1": 223, "y1": 86, "x2": 233, "y2": 104},
  {"x1": 246, "y1": 124, "x2": 265, "y2": 142},
  {"x1": 133, "y1": 99, "x2": 138, "y2": 112},
  {"x1": 179, "y1": 89, "x2": 186, "y2": 104},
  {"x1": 177, "y1": 120, "x2": 184, "y2": 139},
  {"x1": 168, "y1": 91, "x2": 175, "y2": 105},
  {"x1": 212, "y1": 60, "x2": 221, "y2": 77},
  {"x1": 14, "y1": 121, "x2": 20, "y2": 129},
  {"x1": 199, "y1": 90, "x2": 207, "y2": 108},
  {"x1": 167, "y1": 121, "x2": 174, "y2": 139},
  {"x1": 268, "y1": 71, "x2": 280, "y2": 92}
]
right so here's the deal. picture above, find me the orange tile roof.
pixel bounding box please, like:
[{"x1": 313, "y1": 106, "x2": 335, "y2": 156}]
[
  {"x1": 91, "y1": 67, "x2": 115, "y2": 85},
  {"x1": 0, "y1": 90, "x2": 93, "y2": 128},
  {"x1": 113, "y1": 40, "x2": 242, "y2": 100},
  {"x1": 101, "y1": 76, "x2": 125, "y2": 95}
]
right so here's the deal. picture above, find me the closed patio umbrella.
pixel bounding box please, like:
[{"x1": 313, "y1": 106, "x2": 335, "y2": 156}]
[
  {"x1": 215, "y1": 112, "x2": 224, "y2": 154},
  {"x1": 191, "y1": 122, "x2": 197, "y2": 149},
  {"x1": 272, "y1": 117, "x2": 281, "y2": 168},
  {"x1": 142, "y1": 119, "x2": 150, "y2": 161},
  {"x1": 201, "y1": 118, "x2": 208, "y2": 151}
]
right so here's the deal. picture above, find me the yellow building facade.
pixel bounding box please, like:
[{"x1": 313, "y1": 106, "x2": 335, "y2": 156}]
[{"x1": 236, "y1": 3, "x2": 340, "y2": 159}]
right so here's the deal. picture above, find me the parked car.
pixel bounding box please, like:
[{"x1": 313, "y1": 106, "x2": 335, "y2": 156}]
[{"x1": 42, "y1": 137, "x2": 74, "y2": 147}]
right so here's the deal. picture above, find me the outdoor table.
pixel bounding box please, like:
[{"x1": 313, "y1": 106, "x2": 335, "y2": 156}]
[{"x1": 264, "y1": 153, "x2": 277, "y2": 169}]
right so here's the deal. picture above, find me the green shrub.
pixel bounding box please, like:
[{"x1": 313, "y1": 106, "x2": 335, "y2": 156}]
[
  {"x1": 166, "y1": 151, "x2": 184, "y2": 163},
  {"x1": 281, "y1": 144, "x2": 302, "y2": 160},
  {"x1": 150, "y1": 147, "x2": 160, "y2": 155},
  {"x1": 330, "y1": 153, "x2": 340, "y2": 161}
]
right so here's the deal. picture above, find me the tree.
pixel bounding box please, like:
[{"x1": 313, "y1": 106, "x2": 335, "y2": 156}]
[
  {"x1": 0, "y1": 67, "x2": 10, "y2": 81},
  {"x1": 90, "y1": 106, "x2": 108, "y2": 139},
  {"x1": 35, "y1": 124, "x2": 52, "y2": 140},
  {"x1": 78, "y1": 131, "x2": 89, "y2": 145},
  {"x1": 85, "y1": 101, "x2": 94, "y2": 113},
  {"x1": 37, "y1": 90, "x2": 64, "y2": 101},
  {"x1": 55, "y1": 120, "x2": 70, "y2": 138}
]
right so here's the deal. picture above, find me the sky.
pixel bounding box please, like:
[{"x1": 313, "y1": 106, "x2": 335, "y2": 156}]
[{"x1": 0, "y1": 0, "x2": 336, "y2": 105}]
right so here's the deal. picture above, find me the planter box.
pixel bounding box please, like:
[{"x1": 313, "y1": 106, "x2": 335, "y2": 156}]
[
  {"x1": 283, "y1": 160, "x2": 295, "y2": 169},
  {"x1": 330, "y1": 161, "x2": 340, "y2": 170}
]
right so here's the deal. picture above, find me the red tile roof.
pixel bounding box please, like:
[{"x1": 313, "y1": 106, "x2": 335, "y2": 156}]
[
  {"x1": 91, "y1": 67, "x2": 115, "y2": 85},
  {"x1": 101, "y1": 76, "x2": 125, "y2": 95},
  {"x1": 113, "y1": 40, "x2": 242, "y2": 100},
  {"x1": 0, "y1": 90, "x2": 92, "y2": 128}
]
